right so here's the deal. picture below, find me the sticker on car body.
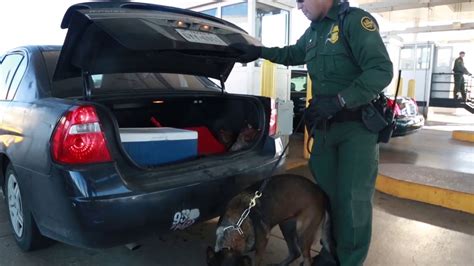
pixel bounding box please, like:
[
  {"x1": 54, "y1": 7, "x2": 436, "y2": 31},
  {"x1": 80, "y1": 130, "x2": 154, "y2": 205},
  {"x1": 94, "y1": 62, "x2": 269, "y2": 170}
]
[
  {"x1": 176, "y1": 29, "x2": 227, "y2": 46},
  {"x1": 170, "y1": 208, "x2": 201, "y2": 231}
]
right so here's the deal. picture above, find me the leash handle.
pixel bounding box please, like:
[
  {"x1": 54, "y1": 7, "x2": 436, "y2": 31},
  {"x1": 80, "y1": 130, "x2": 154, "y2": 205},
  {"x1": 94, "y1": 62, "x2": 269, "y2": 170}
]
[{"x1": 393, "y1": 70, "x2": 402, "y2": 113}]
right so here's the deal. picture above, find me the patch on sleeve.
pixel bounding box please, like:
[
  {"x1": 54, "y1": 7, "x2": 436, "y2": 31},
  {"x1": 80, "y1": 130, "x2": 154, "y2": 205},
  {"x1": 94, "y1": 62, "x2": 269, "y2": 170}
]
[{"x1": 361, "y1": 16, "x2": 377, "y2": 32}]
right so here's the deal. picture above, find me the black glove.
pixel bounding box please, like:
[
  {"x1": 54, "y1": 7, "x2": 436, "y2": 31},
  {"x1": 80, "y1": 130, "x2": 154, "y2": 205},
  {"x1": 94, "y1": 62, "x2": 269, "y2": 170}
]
[
  {"x1": 229, "y1": 43, "x2": 262, "y2": 63},
  {"x1": 311, "y1": 96, "x2": 344, "y2": 119}
]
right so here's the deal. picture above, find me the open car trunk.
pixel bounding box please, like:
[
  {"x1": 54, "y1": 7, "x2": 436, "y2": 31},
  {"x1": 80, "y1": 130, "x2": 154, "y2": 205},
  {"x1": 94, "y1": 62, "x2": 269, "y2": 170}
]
[
  {"x1": 47, "y1": 2, "x2": 273, "y2": 173},
  {"x1": 97, "y1": 94, "x2": 268, "y2": 168}
]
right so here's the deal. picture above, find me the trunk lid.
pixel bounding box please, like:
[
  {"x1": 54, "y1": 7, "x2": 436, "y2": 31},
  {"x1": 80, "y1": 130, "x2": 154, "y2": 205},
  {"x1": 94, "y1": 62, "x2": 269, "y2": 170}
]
[{"x1": 53, "y1": 2, "x2": 259, "y2": 82}]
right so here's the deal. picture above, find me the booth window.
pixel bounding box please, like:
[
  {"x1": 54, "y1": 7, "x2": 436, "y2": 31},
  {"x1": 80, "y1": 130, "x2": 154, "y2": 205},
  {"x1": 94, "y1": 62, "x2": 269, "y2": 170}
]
[
  {"x1": 255, "y1": 2, "x2": 289, "y2": 67},
  {"x1": 400, "y1": 47, "x2": 415, "y2": 70},
  {"x1": 256, "y1": 3, "x2": 289, "y2": 47},
  {"x1": 400, "y1": 45, "x2": 431, "y2": 71},
  {"x1": 222, "y1": 2, "x2": 248, "y2": 32},
  {"x1": 436, "y1": 47, "x2": 452, "y2": 69},
  {"x1": 201, "y1": 8, "x2": 217, "y2": 17},
  {"x1": 416, "y1": 46, "x2": 431, "y2": 70}
]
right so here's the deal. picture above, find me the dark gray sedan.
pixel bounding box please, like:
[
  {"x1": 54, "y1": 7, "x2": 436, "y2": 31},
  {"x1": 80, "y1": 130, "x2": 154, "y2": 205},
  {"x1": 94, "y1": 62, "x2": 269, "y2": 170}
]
[{"x1": 0, "y1": 2, "x2": 283, "y2": 251}]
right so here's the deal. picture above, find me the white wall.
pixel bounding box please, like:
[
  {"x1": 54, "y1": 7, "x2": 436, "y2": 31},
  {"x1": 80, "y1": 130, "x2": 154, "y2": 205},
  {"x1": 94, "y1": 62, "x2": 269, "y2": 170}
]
[
  {"x1": 0, "y1": 1, "x2": 83, "y2": 54},
  {"x1": 384, "y1": 37, "x2": 403, "y2": 95}
]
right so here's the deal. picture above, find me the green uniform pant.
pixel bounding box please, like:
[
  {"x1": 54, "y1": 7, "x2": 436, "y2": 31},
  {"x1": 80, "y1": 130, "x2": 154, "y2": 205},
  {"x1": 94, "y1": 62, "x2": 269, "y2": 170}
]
[
  {"x1": 309, "y1": 121, "x2": 379, "y2": 266},
  {"x1": 454, "y1": 74, "x2": 466, "y2": 100}
]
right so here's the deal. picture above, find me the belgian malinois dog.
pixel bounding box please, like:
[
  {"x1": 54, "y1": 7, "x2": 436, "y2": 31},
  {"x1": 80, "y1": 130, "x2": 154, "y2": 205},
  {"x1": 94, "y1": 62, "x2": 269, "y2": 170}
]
[{"x1": 207, "y1": 174, "x2": 331, "y2": 266}]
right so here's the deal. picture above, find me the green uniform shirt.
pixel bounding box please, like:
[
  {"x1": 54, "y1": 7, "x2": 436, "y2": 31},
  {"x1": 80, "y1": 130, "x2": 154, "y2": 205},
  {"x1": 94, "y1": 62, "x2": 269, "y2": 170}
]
[
  {"x1": 453, "y1": 57, "x2": 470, "y2": 75},
  {"x1": 261, "y1": 1, "x2": 393, "y2": 109}
]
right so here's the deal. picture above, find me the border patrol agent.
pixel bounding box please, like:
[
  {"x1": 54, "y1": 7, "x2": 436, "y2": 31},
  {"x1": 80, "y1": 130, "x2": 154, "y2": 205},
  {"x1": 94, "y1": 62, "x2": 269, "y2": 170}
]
[
  {"x1": 453, "y1": 51, "x2": 471, "y2": 101},
  {"x1": 231, "y1": 0, "x2": 393, "y2": 265}
]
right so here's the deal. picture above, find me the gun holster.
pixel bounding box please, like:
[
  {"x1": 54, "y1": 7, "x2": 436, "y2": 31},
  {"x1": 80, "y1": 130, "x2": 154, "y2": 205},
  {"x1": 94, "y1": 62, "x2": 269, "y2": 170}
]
[
  {"x1": 361, "y1": 103, "x2": 388, "y2": 133},
  {"x1": 378, "y1": 120, "x2": 396, "y2": 143}
]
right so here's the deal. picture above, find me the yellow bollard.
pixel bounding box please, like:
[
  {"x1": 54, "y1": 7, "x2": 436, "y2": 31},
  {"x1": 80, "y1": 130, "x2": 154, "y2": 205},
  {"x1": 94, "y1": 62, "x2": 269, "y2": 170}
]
[
  {"x1": 407, "y1": 79, "x2": 416, "y2": 98},
  {"x1": 260, "y1": 60, "x2": 277, "y2": 98},
  {"x1": 303, "y1": 74, "x2": 313, "y2": 160},
  {"x1": 396, "y1": 77, "x2": 404, "y2": 96}
]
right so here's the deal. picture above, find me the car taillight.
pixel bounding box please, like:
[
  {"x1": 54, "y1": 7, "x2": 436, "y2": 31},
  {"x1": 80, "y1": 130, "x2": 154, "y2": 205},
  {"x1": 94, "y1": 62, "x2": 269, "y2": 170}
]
[
  {"x1": 51, "y1": 105, "x2": 112, "y2": 164},
  {"x1": 269, "y1": 99, "x2": 278, "y2": 136},
  {"x1": 387, "y1": 98, "x2": 402, "y2": 116}
]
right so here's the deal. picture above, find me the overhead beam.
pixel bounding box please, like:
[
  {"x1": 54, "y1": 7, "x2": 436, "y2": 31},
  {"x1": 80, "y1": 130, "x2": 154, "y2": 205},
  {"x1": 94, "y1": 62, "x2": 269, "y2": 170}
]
[
  {"x1": 272, "y1": 0, "x2": 297, "y2": 8},
  {"x1": 361, "y1": 0, "x2": 473, "y2": 13},
  {"x1": 187, "y1": 0, "x2": 223, "y2": 10},
  {"x1": 189, "y1": 0, "x2": 296, "y2": 9},
  {"x1": 385, "y1": 22, "x2": 474, "y2": 35}
]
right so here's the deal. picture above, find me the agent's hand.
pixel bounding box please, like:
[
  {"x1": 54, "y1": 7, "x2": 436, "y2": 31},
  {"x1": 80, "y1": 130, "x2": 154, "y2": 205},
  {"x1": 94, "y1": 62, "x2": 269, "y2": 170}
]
[
  {"x1": 304, "y1": 99, "x2": 320, "y2": 133},
  {"x1": 311, "y1": 96, "x2": 344, "y2": 119},
  {"x1": 229, "y1": 43, "x2": 262, "y2": 63}
]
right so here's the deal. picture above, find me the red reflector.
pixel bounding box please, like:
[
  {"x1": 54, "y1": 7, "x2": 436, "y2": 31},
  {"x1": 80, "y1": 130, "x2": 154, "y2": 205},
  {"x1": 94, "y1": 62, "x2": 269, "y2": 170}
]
[
  {"x1": 269, "y1": 99, "x2": 277, "y2": 136},
  {"x1": 51, "y1": 105, "x2": 112, "y2": 165},
  {"x1": 387, "y1": 99, "x2": 401, "y2": 116}
]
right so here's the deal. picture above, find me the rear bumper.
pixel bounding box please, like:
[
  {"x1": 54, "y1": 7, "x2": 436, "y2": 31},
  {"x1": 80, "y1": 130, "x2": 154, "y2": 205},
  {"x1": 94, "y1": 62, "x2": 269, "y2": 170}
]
[
  {"x1": 393, "y1": 115, "x2": 425, "y2": 137},
  {"x1": 30, "y1": 154, "x2": 283, "y2": 248}
]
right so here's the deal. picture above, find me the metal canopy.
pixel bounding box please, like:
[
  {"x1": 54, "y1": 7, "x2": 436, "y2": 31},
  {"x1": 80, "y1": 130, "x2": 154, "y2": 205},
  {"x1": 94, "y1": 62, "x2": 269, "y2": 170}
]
[
  {"x1": 155, "y1": 0, "x2": 474, "y2": 41},
  {"x1": 359, "y1": 0, "x2": 474, "y2": 13},
  {"x1": 356, "y1": 0, "x2": 474, "y2": 41}
]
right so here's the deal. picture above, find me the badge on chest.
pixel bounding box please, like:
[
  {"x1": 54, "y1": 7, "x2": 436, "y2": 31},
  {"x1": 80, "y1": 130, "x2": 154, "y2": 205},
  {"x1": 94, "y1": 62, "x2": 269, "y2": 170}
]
[{"x1": 326, "y1": 24, "x2": 339, "y2": 45}]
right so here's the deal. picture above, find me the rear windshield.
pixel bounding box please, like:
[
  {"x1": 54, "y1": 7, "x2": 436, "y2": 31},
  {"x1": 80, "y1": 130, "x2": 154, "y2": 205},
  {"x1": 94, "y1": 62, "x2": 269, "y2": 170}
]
[{"x1": 42, "y1": 50, "x2": 221, "y2": 98}]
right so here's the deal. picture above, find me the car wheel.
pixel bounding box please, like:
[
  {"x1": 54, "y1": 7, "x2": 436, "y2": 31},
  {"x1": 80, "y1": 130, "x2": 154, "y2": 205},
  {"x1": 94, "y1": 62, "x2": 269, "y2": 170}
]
[{"x1": 4, "y1": 163, "x2": 52, "y2": 251}]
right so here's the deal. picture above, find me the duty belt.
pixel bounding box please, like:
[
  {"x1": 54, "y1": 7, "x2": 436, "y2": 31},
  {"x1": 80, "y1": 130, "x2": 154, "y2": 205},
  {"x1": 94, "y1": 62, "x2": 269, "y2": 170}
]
[
  {"x1": 332, "y1": 108, "x2": 362, "y2": 122},
  {"x1": 315, "y1": 108, "x2": 362, "y2": 130}
]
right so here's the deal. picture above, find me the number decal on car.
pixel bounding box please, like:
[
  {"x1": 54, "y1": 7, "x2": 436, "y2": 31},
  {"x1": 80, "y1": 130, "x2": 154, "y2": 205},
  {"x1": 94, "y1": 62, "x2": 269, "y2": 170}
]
[{"x1": 170, "y1": 209, "x2": 200, "y2": 231}]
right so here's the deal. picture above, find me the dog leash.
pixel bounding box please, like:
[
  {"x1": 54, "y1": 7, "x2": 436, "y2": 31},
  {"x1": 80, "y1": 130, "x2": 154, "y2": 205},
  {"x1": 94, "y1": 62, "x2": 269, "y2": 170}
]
[
  {"x1": 221, "y1": 190, "x2": 261, "y2": 235},
  {"x1": 223, "y1": 109, "x2": 308, "y2": 235}
]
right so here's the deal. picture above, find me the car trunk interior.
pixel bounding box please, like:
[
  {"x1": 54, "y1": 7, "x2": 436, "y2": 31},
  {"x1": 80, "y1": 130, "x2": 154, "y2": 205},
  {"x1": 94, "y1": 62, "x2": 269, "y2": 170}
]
[{"x1": 98, "y1": 94, "x2": 266, "y2": 167}]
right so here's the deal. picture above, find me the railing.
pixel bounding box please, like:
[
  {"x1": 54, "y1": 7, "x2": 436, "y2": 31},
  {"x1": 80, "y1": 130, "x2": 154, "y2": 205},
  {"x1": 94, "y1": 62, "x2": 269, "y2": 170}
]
[{"x1": 431, "y1": 72, "x2": 472, "y2": 101}]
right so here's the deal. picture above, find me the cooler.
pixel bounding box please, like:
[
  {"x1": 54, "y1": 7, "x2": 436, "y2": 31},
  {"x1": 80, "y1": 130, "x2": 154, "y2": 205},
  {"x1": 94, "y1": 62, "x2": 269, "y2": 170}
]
[{"x1": 120, "y1": 127, "x2": 198, "y2": 166}]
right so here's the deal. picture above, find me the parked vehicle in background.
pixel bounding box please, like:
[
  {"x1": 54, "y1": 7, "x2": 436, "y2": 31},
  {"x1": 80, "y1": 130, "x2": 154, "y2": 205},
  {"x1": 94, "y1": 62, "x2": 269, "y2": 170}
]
[
  {"x1": 389, "y1": 95, "x2": 425, "y2": 136},
  {"x1": 290, "y1": 69, "x2": 308, "y2": 132},
  {"x1": 0, "y1": 2, "x2": 284, "y2": 251},
  {"x1": 290, "y1": 69, "x2": 424, "y2": 136}
]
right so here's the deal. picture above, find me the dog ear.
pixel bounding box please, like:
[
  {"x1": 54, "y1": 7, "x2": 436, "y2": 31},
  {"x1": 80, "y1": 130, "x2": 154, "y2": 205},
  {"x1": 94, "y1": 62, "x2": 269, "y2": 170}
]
[
  {"x1": 206, "y1": 246, "x2": 216, "y2": 262},
  {"x1": 241, "y1": 255, "x2": 252, "y2": 266}
]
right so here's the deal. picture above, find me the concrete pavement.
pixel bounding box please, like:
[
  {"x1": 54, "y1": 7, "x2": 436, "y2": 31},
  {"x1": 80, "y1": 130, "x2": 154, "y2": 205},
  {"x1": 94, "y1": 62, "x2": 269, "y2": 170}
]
[{"x1": 1, "y1": 165, "x2": 473, "y2": 266}]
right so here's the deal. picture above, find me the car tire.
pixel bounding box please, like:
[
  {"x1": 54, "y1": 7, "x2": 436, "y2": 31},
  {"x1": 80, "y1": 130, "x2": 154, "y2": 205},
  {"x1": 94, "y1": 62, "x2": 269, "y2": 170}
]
[{"x1": 3, "y1": 163, "x2": 52, "y2": 251}]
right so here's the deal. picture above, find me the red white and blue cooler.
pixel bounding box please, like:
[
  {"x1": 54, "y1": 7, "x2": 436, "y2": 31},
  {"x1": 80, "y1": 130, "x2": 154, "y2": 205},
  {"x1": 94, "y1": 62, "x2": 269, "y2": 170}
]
[{"x1": 120, "y1": 127, "x2": 198, "y2": 166}]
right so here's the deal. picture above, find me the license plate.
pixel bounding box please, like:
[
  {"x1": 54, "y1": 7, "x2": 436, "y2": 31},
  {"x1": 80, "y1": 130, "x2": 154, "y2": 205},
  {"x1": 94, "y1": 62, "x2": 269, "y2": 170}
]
[{"x1": 176, "y1": 29, "x2": 227, "y2": 46}]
